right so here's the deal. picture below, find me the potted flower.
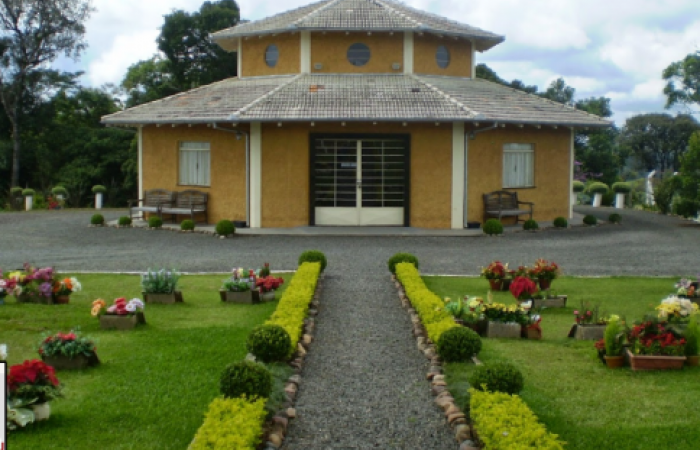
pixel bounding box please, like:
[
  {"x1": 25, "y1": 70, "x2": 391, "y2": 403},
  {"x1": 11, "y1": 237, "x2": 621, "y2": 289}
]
[
  {"x1": 482, "y1": 301, "x2": 530, "y2": 339},
  {"x1": 220, "y1": 267, "x2": 258, "y2": 304},
  {"x1": 255, "y1": 275, "x2": 284, "y2": 301},
  {"x1": 603, "y1": 316, "x2": 625, "y2": 368},
  {"x1": 626, "y1": 316, "x2": 687, "y2": 370},
  {"x1": 92, "y1": 297, "x2": 146, "y2": 330},
  {"x1": 445, "y1": 296, "x2": 486, "y2": 335},
  {"x1": 38, "y1": 330, "x2": 100, "y2": 370},
  {"x1": 258, "y1": 262, "x2": 271, "y2": 278},
  {"x1": 570, "y1": 302, "x2": 608, "y2": 340},
  {"x1": 656, "y1": 295, "x2": 699, "y2": 327},
  {"x1": 480, "y1": 261, "x2": 508, "y2": 291},
  {"x1": 675, "y1": 278, "x2": 699, "y2": 301},
  {"x1": 7, "y1": 264, "x2": 55, "y2": 304},
  {"x1": 8, "y1": 359, "x2": 63, "y2": 421},
  {"x1": 51, "y1": 276, "x2": 81, "y2": 304},
  {"x1": 0, "y1": 270, "x2": 9, "y2": 305},
  {"x1": 529, "y1": 259, "x2": 561, "y2": 291},
  {"x1": 509, "y1": 276, "x2": 538, "y2": 302},
  {"x1": 522, "y1": 310, "x2": 542, "y2": 340},
  {"x1": 141, "y1": 268, "x2": 183, "y2": 303}
]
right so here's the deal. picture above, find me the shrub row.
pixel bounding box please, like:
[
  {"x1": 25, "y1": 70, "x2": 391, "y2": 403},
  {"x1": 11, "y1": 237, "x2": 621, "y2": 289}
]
[
  {"x1": 190, "y1": 396, "x2": 267, "y2": 450},
  {"x1": 470, "y1": 389, "x2": 565, "y2": 450},
  {"x1": 265, "y1": 261, "x2": 322, "y2": 356},
  {"x1": 395, "y1": 262, "x2": 458, "y2": 343}
]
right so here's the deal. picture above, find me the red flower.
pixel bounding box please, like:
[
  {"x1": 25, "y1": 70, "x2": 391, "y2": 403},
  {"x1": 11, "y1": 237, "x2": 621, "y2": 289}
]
[{"x1": 510, "y1": 276, "x2": 538, "y2": 300}]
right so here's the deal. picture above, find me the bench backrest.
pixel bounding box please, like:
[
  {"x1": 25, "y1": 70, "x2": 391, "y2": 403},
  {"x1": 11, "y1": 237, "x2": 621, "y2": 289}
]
[
  {"x1": 144, "y1": 189, "x2": 175, "y2": 207},
  {"x1": 483, "y1": 191, "x2": 519, "y2": 210},
  {"x1": 175, "y1": 190, "x2": 208, "y2": 208}
]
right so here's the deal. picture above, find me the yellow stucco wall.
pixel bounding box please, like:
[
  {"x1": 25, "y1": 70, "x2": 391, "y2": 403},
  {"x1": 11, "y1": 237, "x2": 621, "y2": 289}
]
[
  {"x1": 467, "y1": 127, "x2": 571, "y2": 224},
  {"x1": 310, "y1": 33, "x2": 404, "y2": 73},
  {"x1": 414, "y1": 34, "x2": 472, "y2": 77},
  {"x1": 142, "y1": 125, "x2": 248, "y2": 224},
  {"x1": 241, "y1": 33, "x2": 300, "y2": 77}
]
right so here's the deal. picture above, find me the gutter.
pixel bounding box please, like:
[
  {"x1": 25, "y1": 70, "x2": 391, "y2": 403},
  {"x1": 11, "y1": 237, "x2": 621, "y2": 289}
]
[{"x1": 213, "y1": 125, "x2": 250, "y2": 227}]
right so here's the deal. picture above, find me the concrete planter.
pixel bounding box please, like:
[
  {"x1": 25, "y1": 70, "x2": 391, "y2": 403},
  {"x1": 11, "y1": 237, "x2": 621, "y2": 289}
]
[
  {"x1": 573, "y1": 324, "x2": 607, "y2": 340},
  {"x1": 95, "y1": 192, "x2": 103, "y2": 209},
  {"x1": 530, "y1": 295, "x2": 567, "y2": 309},
  {"x1": 143, "y1": 291, "x2": 183, "y2": 304},
  {"x1": 485, "y1": 321, "x2": 521, "y2": 339},
  {"x1": 100, "y1": 312, "x2": 146, "y2": 330},
  {"x1": 220, "y1": 290, "x2": 260, "y2": 304},
  {"x1": 615, "y1": 193, "x2": 625, "y2": 209},
  {"x1": 592, "y1": 193, "x2": 603, "y2": 207},
  {"x1": 25, "y1": 195, "x2": 33, "y2": 211},
  {"x1": 42, "y1": 353, "x2": 99, "y2": 370}
]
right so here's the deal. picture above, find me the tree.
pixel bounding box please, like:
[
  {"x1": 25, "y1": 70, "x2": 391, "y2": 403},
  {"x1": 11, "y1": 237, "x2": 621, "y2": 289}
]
[
  {"x1": 541, "y1": 78, "x2": 575, "y2": 105},
  {"x1": 475, "y1": 63, "x2": 538, "y2": 94},
  {"x1": 121, "y1": 56, "x2": 180, "y2": 108},
  {"x1": 0, "y1": 0, "x2": 93, "y2": 188},
  {"x1": 574, "y1": 96, "x2": 619, "y2": 185},
  {"x1": 663, "y1": 51, "x2": 700, "y2": 109},
  {"x1": 677, "y1": 132, "x2": 700, "y2": 217}
]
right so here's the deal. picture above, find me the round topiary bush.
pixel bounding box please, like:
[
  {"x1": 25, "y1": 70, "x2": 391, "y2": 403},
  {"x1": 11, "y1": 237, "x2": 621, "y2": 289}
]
[
  {"x1": 572, "y1": 181, "x2": 585, "y2": 193},
  {"x1": 92, "y1": 185, "x2": 107, "y2": 194},
  {"x1": 608, "y1": 213, "x2": 622, "y2": 224},
  {"x1": 91, "y1": 214, "x2": 105, "y2": 225},
  {"x1": 468, "y1": 361, "x2": 524, "y2": 395},
  {"x1": 118, "y1": 216, "x2": 132, "y2": 226},
  {"x1": 583, "y1": 214, "x2": 598, "y2": 226},
  {"x1": 21, "y1": 188, "x2": 35, "y2": 196},
  {"x1": 219, "y1": 360, "x2": 272, "y2": 399},
  {"x1": 587, "y1": 182, "x2": 609, "y2": 195},
  {"x1": 387, "y1": 252, "x2": 419, "y2": 274},
  {"x1": 246, "y1": 324, "x2": 292, "y2": 363},
  {"x1": 482, "y1": 219, "x2": 504, "y2": 236},
  {"x1": 298, "y1": 250, "x2": 327, "y2": 272},
  {"x1": 180, "y1": 219, "x2": 195, "y2": 231},
  {"x1": 10, "y1": 187, "x2": 23, "y2": 196},
  {"x1": 611, "y1": 182, "x2": 631, "y2": 194},
  {"x1": 523, "y1": 219, "x2": 539, "y2": 231},
  {"x1": 51, "y1": 186, "x2": 68, "y2": 197},
  {"x1": 553, "y1": 217, "x2": 568, "y2": 228},
  {"x1": 148, "y1": 216, "x2": 163, "y2": 228},
  {"x1": 215, "y1": 219, "x2": 235, "y2": 236},
  {"x1": 436, "y1": 327, "x2": 482, "y2": 362}
]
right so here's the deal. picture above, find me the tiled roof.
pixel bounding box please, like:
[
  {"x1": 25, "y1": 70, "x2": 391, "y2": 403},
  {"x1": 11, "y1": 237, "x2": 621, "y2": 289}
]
[
  {"x1": 102, "y1": 74, "x2": 611, "y2": 128},
  {"x1": 211, "y1": 0, "x2": 504, "y2": 52}
]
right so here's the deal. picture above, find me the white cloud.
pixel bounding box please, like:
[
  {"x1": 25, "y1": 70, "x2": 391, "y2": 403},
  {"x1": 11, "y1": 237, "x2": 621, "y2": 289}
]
[{"x1": 87, "y1": 31, "x2": 160, "y2": 86}]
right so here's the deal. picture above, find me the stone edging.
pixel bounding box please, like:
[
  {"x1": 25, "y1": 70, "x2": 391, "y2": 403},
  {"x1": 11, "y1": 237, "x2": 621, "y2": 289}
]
[{"x1": 391, "y1": 274, "x2": 480, "y2": 450}]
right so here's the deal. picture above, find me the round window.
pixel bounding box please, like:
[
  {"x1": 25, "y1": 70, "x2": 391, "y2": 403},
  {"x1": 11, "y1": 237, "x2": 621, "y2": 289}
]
[
  {"x1": 265, "y1": 45, "x2": 279, "y2": 68},
  {"x1": 436, "y1": 45, "x2": 450, "y2": 69},
  {"x1": 347, "y1": 43, "x2": 370, "y2": 66}
]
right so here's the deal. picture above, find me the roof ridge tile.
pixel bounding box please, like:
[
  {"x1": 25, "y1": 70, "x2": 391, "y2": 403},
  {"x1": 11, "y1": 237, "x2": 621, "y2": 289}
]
[{"x1": 292, "y1": 0, "x2": 342, "y2": 26}]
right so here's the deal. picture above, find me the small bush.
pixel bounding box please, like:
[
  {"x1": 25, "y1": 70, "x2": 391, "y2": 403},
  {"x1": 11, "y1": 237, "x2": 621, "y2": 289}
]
[
  {"x1": 21, "y1": 188, "x2": 35, "y2": 196},
  {"x1": 180, "y1": 219, "x2": 195, "y2": 231},
  {"x1": 582, "y1": 214, "x2": 597, "y2": 226},
  {"x1": 437, "y1": 327, "x2": 482, "y2": 362},
  {"x1": 468, "y1": 362, "x2": 524, "y2": 395},
  {"x1": 148, "y1": 216, "x2": 163, "y2": 228},
  {"x1": 190, "y1": 396, "x2": 267, "y2": 450},
  {"x1": 92, "y1": 185, "x2": 107, "y2": 194},
  {"x1": 608, "y1": 213, "x2": 622, "y2": 224},
  {"x1": 387, "y1": 252, "x2": 419, "y2": 274},
  {"x1": 675, "y1": 198, "x2": 699, "y2": 218},
  {"x1": 247, "y1": 325, "x2": 291, "y2": 363},
  {"x1": 587, "y1": 182, "x2": 609, "y2": 195},
  {"x1": 553, "y1": 217, "x2": 568, "y2": 228},
  {"x1": 51, "y1": 186, "x2": 68, "y2": 197},
  {"x1": 216, "y1": 219, "x2": 236, "y2": 236},
  {"x1": 612, "y1": 182, "x2": 631, "y2": 194},
  {"x1": 298, "y1": 250, "x2": 327, "y2": 272},
  {"x1": 91, "y1": 214, "x2": 105, "y2": 225},
  {"x1": 483, "y1": 219, "x2": 504, "y2": 236},
  {"x1": 604, "y1": 317, "x2": 624, "y2": 356},
  {"x1": 118, "y1": 216, "x2": 132, "y2": 226},
  {"x1": 572, "y1": 181, "x2": 585, "y2": 193},
  {"x1": 654, "y1": 176, "x2": 681, "y2": 215},
  {"x1": 219, "y1": 360, "x2": 272, "y2": 400},
  {"x1": 10, "y1": 187, "x2": 23, "y2": 196},
  {"x1": 523, "y1": 219, "x2": 539, "y2": 231}
]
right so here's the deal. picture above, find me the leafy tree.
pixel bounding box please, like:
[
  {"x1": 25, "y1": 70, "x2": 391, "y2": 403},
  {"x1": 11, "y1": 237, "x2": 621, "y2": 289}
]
[
  {"x1": 475, "y1": 63, "x2": 538, "y2": 94},
  {"x1": 677, "y1": 132, "x2": 700, "y2": 216},
  {"x1": 0, "y1": 0, "x2": 93, "y2": 188},
  {"x1": 121, "y1": 56, "x2": 180, "y2": 108},
  {"x1": 541, "y1": 78, "x2": 575, "y2": 105},
  {"x1": 574, "y1": 96, "x2": 620, "y2": 185},
  {"x1": 663, "y1": 51, "x2": 700, "y2": 109}
]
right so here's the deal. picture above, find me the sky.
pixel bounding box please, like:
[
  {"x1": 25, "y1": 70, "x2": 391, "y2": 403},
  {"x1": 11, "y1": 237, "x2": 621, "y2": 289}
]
[{"x1": 62, "y1": 0, "x2": 700, "y2": 125}]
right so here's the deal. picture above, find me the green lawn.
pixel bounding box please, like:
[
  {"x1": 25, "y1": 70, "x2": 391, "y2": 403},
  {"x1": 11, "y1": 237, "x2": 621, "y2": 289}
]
[
  {"x1": 424, "y1": 276, "x2": 700, "y2": 450},
  {"x1": 3, "y1": 273, "x2": 291, "y2": 449}
]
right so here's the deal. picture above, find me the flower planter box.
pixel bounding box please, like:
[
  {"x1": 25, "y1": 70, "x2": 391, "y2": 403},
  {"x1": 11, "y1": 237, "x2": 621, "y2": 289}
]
[
  {"x1": 527, "y1": 295, "x2": 567, "y2": 309},
  {"x1": 143, "y1": 291, "x2": 183, "y2": 304},
  {"x1": 41, "y1": 353, "x2": 100, "y2": 370},
  {"x1": 485, "y1": 321, "x2": 522, "y2": 339},
  {"x1": 626, "y1": 349, "x2": 686, "y2": 371},
  {"x1": 219, "y1": 290, "x2": 260, "y2": 304},
  {"x1": 523, "y1": 327, "x2": 542, "y2": 340},
  {"x1": 571, "y1": 324, "x2": 607, "y2": 340},
  {"x1": 16, "y1": 293, "x2": 53, "y2": 304},
  {"x1": 100, "y1": 312, "x2": 146, "y2": 330}
]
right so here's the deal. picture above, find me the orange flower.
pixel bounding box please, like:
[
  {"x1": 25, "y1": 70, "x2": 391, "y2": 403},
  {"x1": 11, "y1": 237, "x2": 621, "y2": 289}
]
[{"x1": 63, "y1": 278, "x2": 73, "y2": 290}]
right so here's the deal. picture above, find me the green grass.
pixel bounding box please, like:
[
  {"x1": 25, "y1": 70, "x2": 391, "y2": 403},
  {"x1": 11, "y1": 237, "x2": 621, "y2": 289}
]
[
  {"x1": 425, "y1": 276, "x2": 700, "y2": 450},
  {"x1": 2, "y1": 273, "x2": 291, "y2": 449}
]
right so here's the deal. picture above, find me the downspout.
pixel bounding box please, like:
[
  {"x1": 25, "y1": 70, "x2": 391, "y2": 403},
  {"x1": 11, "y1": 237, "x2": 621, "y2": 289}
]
[
  {"x1": 465, "y1": 124, "x2": 500, "y2": 227},
  {"x1": 213, "y1": 124, "x2": 250, "y2": 227}
]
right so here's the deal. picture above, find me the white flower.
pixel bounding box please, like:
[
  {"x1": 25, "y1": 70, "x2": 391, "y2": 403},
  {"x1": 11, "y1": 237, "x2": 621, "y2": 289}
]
[
  {"x1": 70, "y1": 277, "x2": 82, "y2": 292},
  {"x1": 129, "y1": 298, "x2": 145, "y2": 310},
  {"x1": 125, "y1": 303, "x2": 136, "y2": 312},
  {"x1": 521, "y1": 300, "x2": 533, "y2": 310}
]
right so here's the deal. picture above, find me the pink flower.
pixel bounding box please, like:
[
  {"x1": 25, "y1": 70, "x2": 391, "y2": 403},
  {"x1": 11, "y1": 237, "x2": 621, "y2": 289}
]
[{"x1": 573, "y1": 310, "x2": 579, "y2": 315}]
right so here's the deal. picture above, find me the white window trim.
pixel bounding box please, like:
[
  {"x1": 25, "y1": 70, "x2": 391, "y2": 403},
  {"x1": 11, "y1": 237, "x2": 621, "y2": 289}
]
[
  {"x1": 503, "y1": 143, "x2": 535, "y2": 189},
  {"x1": 179, "y1": 141, "x2": 211, "y2": 187}
]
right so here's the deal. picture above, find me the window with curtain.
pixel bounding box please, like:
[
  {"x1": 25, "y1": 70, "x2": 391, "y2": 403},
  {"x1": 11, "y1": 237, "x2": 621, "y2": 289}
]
[
  {"x1": 503, "y1": 143, "x2": 534, "y2": 188},
  {"x1": 179, "y1": 142, "x2": 210, "y2": 186}
]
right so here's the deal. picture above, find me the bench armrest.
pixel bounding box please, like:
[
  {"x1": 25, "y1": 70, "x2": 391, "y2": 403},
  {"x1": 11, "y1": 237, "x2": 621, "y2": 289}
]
[
  {"x1": 128, "y1": 198, "x2": 144, "y2": 207},
  {"x1": 517, "y1": 201, "x2": 534, "y2": 206}
]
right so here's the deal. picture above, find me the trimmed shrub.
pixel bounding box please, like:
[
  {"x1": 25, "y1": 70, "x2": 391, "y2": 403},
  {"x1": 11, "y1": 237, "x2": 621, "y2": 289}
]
[
  {"x1": 387, "y1": 252, "x2": 419, "y2": 274},
  {"x1": 298, "y1": 250, "x2": 327, "y2": 272},
  {"x1": 180, "y1": 219, "x2": 195, "y2": 231},
  {"x1": 675, "y1": 198, "x2": 700, "y2": 218},
  {"x1": 582, "y1": 214, "x2": 597, "y2": 226},
  {"x1": 553, "y1": 217, "x2": 568, "y2": 228},
  {"x1": 587, "y1": 182, "x2": 609, "y2": 195},
  {"x1": 118, "y1": 216, "x2": 132, "y2": 226},
  {"x1": 523, "y1": 219, "x2": 539, "y2": 231},
  {"x1": 608, "y1": 213, "x2": 622, "y2": 224},
  {"x1": 21, "y1": 188, "x2": 35, "y2": 196},
  {"x1": 572, "y1": 181, "x2": 585, "y2": 193},
  {"x1": 191, "y1": 396, "x2": 267, "y2": 450},
  {"x1": 483, "y1": 219, "x2": 504, "y2": 236},
  {"x1": 148, "y1": 216, "x2": 163, "y2": 228},
  {"x1": 91, "y1": 185, "x2": 107, "y2": 194},
  {"x1": 612, "y1": 182, "x2": 631, "y2": 194},
  {"x1": 468, "y1": 362, "x2": 524, "y2": 395},
  {"x1": 91, "y1": 214, "x2": 105, "y2": 225},
  {"x1": 246, "y1": 325, "x2": 291, "y2": 363},
  {"x1": 216, "y1": 219, "x2": 236, "y2": 236},
  {"x1": 219, "y1": 360, "x2": 272, "y2": 400},
  {"x1": 654, "y1": 176, "x2": 681, "y2": 215},
  {"x1": 10, "y1": 187, "x2": 23, "y2": 196},
  {"x1": 437, "y1": 327, "x2": 482, "y2": 362},
  {"x1": 51, "y1": 186, "x2": 68, "y2": 197}
]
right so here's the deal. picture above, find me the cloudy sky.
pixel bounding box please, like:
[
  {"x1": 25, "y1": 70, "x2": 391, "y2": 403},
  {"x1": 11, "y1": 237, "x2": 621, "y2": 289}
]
[{"x1": 64, "y1": 0, "x2": 700, "y2": 125}]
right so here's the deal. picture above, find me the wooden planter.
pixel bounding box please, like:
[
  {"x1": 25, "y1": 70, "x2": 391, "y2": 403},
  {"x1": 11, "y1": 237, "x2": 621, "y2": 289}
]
[
  {"x1": 627, "y1": 349, "x2": 686, "y2": 371},
  {"x1": 485, "y1": 321, "x2": 522, "y2": 339},
  {"x1": 52, "y1": 294, "x2": 70, "y2": 304},
  {"x1": 100, "y1": 312, "x2": 146, "y2": 330},
  {"x1": 572, "y1": 324, "x2": 607, "y2": 340},
  {"x1": 16, "y1": 292, "x2": 53, "y2": 304},
  {"x1": 143, "y1": 291, "x2": 183, "y2": 304},
  {"x1": 604, "y1": 355, "x2": 624, "y2": 368},
  {"x1": 41, "y1": 353, "x2": 100, "y2": 370},
  {"x1": 530, "y1": 295, "x2": 567, "y2": 309},
  {"x1": 219, "y1": 290, "x2": 260, "y2": 304}
]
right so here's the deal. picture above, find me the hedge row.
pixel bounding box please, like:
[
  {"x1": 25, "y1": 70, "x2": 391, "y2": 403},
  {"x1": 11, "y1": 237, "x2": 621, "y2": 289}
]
[
  {"x1": 266, "y1": 261, "x2": 321, "y2": 356},
  {"x1": 470, "y1": 389, "x2": 565, "y2": 450},
  {"x1": 190, "y1": 396, "x2": 267, "y2": 450},
  {"x1": 395, "y1": 262, "x2": 458, "y2": 343}
]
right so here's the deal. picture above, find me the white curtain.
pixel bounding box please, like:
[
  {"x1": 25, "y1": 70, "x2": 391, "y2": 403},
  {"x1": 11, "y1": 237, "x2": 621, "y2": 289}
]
[
  {"x1": 179, "y1": 142, "x2": 210, "y2": 186},
  {"x1": 503, "y1": 144, "x2": 534, "y2": 188}
]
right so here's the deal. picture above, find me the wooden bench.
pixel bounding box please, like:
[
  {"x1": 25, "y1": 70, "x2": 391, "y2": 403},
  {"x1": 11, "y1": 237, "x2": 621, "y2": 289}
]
[
  {"x1": 129, "y1": 189, "x2": 176, "y2": 220},
  {"x1": 483, "y1": 190, "x2": 534, "y2": 224},
  {"x1": 161, "y1": 189, "x2": 208, "y2": 224}
]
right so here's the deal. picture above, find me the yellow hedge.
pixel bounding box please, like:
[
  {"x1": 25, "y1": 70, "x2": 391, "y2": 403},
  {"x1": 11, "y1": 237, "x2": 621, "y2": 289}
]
[
  {"x1": 190, "y1": 396, "x2": 267, "y2": 450},
  {"x1": 470, "y1": 389, "x2": 566, "y2": 449},
  {"x1": 266, "y1": 262, "x2": 321, "y2": 355},
  {"x1": 395, "y1": 262, "x2": 458, "y2": 343}
]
